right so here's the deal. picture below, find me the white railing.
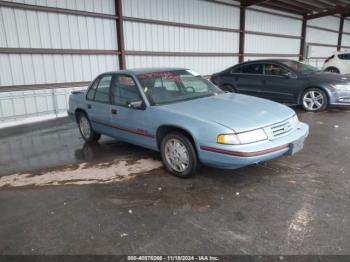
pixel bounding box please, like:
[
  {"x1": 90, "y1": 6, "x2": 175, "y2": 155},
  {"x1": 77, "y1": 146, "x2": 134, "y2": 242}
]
[
  {"x1": 304, "y1": 58, "x2": 325, "y2": 69},
  {"x1": 0, "y1": 86, "x2": 87, "y2": 128}
]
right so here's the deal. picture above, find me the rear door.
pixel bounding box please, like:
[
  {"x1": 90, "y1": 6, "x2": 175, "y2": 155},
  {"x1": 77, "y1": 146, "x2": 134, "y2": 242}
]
[
  {"x1": 261, "y1": 63, "x2": 297, "y2": 103},
  {"x1": 86, "y1": 74, "x2": 115, "y2": 136},
  {"x1": 230, "y1": 63, "x2": 265, "y2": 97}
]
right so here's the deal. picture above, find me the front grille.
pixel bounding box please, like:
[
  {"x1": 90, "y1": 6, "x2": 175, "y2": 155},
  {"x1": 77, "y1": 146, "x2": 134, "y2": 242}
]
[{"x1": 264, "y1": 118, "x2": 295, "y2": 140}]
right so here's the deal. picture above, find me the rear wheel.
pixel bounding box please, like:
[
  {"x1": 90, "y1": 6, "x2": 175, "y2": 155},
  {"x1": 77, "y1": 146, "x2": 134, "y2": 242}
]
[
  {"x1": 301, "y1": 88, "x2": 328, "y2": 112},
  {"x1": 220, "y1": 84, "x2": 236, "y2": 93},
  {"x1": 160, "y1": 132, "x2": 199, "y2": 178},
  {"x1": 77, "y1": 112, "x2": 101, "y2": 142},
  {"x1": 324, "y1": 67, "x2": 340, "y2": 74}
]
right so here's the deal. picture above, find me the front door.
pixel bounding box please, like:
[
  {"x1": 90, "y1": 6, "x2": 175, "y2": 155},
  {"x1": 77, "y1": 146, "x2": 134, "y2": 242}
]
[
  {"x1": 109, "y1": 74, "x2": 154, "y2": 149},
  {"x1": 262, "y1": 63, "x2": 297, "y2": 103}
]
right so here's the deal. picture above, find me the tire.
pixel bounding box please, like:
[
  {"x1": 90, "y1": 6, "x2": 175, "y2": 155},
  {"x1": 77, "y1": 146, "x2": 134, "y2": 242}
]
[
  {"x1": 160, "y1": 132, "x2": 199, "y2": 178},
  {"x1": 301, "y1": 88, "x2": 328, "y2": 112},
  {"x1": 220, "y1": 84, "x2": 236, "y2": 93},
  {"x1": 324, "y1": 67, "x2": 340, "y2": 74},
  {"x1": 77, "y1": 112, "x2": 101, "y2": 143}
]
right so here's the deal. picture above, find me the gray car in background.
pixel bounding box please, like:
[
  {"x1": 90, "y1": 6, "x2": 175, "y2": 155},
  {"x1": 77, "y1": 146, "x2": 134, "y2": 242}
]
[{"x1": 210, "y1": 59, "x2": 350, "y2": 112}]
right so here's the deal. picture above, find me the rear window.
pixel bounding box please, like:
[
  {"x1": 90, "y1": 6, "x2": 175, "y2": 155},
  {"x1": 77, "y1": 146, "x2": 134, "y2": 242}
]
[{"x1": 338, "y1": 54, "x2": 350, "y2": 60}]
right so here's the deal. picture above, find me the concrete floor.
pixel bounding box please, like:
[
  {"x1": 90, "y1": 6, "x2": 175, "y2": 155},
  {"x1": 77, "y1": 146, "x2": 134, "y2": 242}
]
[{"x1": 0, "y1": 108, "x2": 349, "y2": 255}]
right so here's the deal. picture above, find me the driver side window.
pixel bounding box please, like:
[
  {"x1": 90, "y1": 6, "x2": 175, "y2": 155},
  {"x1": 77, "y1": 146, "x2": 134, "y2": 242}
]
[
  {"x1": 110, "y1": 75, "x2": 142, "y2": 107},
  {"x1": 264, "y1": 63, "x2": 290, "y2": 76}
]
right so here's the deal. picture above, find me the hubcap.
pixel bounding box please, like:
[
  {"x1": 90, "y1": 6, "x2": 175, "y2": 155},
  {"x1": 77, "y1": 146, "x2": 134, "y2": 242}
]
[
  {"x1": 79, "y1": 116, "x2": 91, "y2": 139},
  {"x1": 164, "y1": 138, "x2": 189, "y2": 172},
  {"x1": 303, "y1": 91, "x2": 324, "y2": 111}
]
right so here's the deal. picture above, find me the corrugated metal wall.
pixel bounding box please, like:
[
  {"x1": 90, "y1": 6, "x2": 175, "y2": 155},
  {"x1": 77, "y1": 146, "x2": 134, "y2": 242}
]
[
  {"x1": 342, "y1": 19, "x2": 350, "y2": 48},
  {"x1": 0, "y1": 0, "x2": 119, "y2": 126},
  {"x1": 306, "y1": 16, "x2": 340, "y2": 67},
  {"x1": 122, "y1": 0, "x2": 240, "y2": 76},
  {"x1": 245, "y1": 6, "x2": 301, "y2": 61}
]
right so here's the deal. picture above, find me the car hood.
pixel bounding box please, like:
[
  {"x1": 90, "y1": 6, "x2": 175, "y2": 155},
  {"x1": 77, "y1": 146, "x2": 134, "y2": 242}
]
[
  {"x1": 303, "y1": 71, "x2": 350, "y2": 83},
  {"x1": 159, "y1": 93, "x2": 295, "y2": 133}
]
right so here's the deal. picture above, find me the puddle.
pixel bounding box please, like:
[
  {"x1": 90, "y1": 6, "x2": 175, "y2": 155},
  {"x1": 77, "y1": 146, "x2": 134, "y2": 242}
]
[
  {"x1": 0, "y1": 158, "x2": 163, "y2": 188},
  {"x1": 107, "y1": 182, "x2": 218, "y2": 211}
]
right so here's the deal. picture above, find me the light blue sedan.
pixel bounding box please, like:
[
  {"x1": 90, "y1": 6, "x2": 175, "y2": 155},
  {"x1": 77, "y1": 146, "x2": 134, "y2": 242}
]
[{"x1": 68, "y1": 68, "x2": 309, "y2": 178}]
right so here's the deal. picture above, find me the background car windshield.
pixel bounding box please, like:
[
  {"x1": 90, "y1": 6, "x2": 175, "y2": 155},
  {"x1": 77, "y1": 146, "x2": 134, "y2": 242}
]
[
  {"x1": 137, "y1": 70, "x2": 223, "y2": 105},
  {"x1": 281, "y1": 61, "x2": 319, "y2": 73}
]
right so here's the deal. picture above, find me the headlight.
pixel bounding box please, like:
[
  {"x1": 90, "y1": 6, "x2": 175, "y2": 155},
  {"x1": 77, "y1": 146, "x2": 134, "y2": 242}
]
[
  {"x1": 329, "y1": 83, "x2": 350, "y2": 90},
  {"x1": 217, "y1": 129, "x2": 267, "y2": 145}
]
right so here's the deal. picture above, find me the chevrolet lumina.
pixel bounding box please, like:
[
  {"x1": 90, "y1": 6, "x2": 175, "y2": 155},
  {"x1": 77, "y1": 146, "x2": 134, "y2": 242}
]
[{"x1": 68, "y1": 68, "x2": 309, "y2": 178}]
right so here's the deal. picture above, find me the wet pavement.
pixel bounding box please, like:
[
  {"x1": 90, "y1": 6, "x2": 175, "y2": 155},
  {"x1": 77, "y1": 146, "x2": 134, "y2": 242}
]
[{"x1": 0, "y1": 107, "x2": 350, "y2": 254}]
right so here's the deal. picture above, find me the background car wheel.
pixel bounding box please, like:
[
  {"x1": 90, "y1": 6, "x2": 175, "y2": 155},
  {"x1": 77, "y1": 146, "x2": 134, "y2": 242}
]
[
  {"x1": 160, "y1": 132, "x2": 199, "y2": 178},
  {"x1": 301, "y1": 88, "x2": 328, "y2": 112},
  {"x1": 220, "y1": 84, "x2": 236, "y2": 93},
  {"x1": 77, "y1": 112, "x2": 101, "y2": 143},
  {"x1": 324, "y1": 67, "x2": 340, "y2": 74}
]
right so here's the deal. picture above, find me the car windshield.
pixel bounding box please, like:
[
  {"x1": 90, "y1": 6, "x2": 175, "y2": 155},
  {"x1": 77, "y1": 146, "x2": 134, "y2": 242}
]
[
  {"x1": 280, "y1": 61, "x2": 320, "y2": 73},
  {"x1": 137, "y1": 70, "x2": 224, "y2": 105}
]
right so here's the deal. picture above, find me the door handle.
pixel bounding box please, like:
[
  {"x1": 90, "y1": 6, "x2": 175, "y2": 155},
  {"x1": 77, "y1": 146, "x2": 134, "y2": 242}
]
[
  {"x1": 111, "y1": 109, "x2": 117, "y2": 115},
  {"x1": 87, "y1": 104, "x2": 92, "y2": 109}
]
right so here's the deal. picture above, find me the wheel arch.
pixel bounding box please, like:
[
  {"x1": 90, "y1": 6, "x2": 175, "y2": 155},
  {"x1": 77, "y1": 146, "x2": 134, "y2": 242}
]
[
  {"x1": 75, "y1": 108, "x2": 88, "y2": 123},
  {"x1": 324, "y1": 66, "x2": 340, "y2": 73},
  {"x1": 220, "y1": 83, "x2": 236, "y2": 90},
  {"x1": 156, "y1": 125, "x2": 198, "y2": 152}
]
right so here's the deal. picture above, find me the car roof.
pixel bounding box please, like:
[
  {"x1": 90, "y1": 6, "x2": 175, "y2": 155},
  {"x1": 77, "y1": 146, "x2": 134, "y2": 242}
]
[
  {"x1": 240, "y1": 59, "x2": 295, "y2": 64},
  {"x1": 104, "y1": 67, "x2": 189, "y2": 76}
]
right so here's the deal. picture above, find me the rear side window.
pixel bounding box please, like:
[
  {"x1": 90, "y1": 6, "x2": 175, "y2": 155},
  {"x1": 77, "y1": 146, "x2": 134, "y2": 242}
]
[
  {"x1": 94, "y1": 75, "x2": 112, "y2": 103},
  {"x1": 241, "y1": 64, "x2": 263, "y2": 74},
  {"x1": 86, "y1": 79, "x2": 99, "y2": 100},
  {"x1": 338, "y1": 54, "x2": 350, "y2": 60},
  {"x1": 231, "y1": 66, "x2": 242, "y2": 74}
]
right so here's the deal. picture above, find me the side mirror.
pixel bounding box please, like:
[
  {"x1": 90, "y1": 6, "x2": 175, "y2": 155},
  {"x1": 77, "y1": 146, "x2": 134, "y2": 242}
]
[{"x1": 128, "y1": 100, "x2": 145, "y2": 110}]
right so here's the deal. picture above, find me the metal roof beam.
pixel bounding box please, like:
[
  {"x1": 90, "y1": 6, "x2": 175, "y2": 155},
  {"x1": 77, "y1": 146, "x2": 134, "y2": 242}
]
[
  {"x1": 259, "y1": 2, "x2": 306, "y2": 15},
  {"x1": 241, "y1": 0, "x2": 268, "y2": 7},
  {"x1": 306, "y1": 7, "x2": 350, "y2": 19},
  {"x1": 278, "y1": 0, "x2": 321, "y2": 11}
]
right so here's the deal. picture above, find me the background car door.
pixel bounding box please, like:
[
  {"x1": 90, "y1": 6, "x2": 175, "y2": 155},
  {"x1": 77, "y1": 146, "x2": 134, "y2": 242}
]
[
  {"x1": 337, "y1": 53, "x2": 350, "y2": 73},
  {"x1": 110, "y1": 74, "x2": 153, "y2": 148},
  {"x1": 231, "y1": 63, "x2": 265, "y2": 97},
  {"x1": 262, "y1": 63, "x2": 298, "y2": 103},
  {"x1": 86, "y1": 74, "x2": 114, "y2": 136}
]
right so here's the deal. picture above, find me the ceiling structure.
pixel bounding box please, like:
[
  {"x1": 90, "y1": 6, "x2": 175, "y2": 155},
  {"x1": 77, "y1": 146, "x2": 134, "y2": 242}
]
[{"x1": 238, "y1": 0, "x2": 350, "y2": 19}]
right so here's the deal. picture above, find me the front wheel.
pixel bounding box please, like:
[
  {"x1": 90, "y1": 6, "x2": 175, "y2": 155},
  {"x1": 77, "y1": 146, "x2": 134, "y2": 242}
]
[
  {"x1": 160, "y1": 132, "x2": 199, "y2": 178},
  {"x1": 301, "y1": 88, "x2": 328, "y2": 112},
  {"x1": 77, "y1": 113, "x2": 101, "y2": 142}
]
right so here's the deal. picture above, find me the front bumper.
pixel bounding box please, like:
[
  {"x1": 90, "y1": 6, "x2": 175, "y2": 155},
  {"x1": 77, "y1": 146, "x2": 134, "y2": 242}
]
[
  {"x1": 198, "y1": 122, "x2": 309, "y2": 169},
  {"x1": 329, "y1": 89, "x2": 350, "y2": 106}
]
